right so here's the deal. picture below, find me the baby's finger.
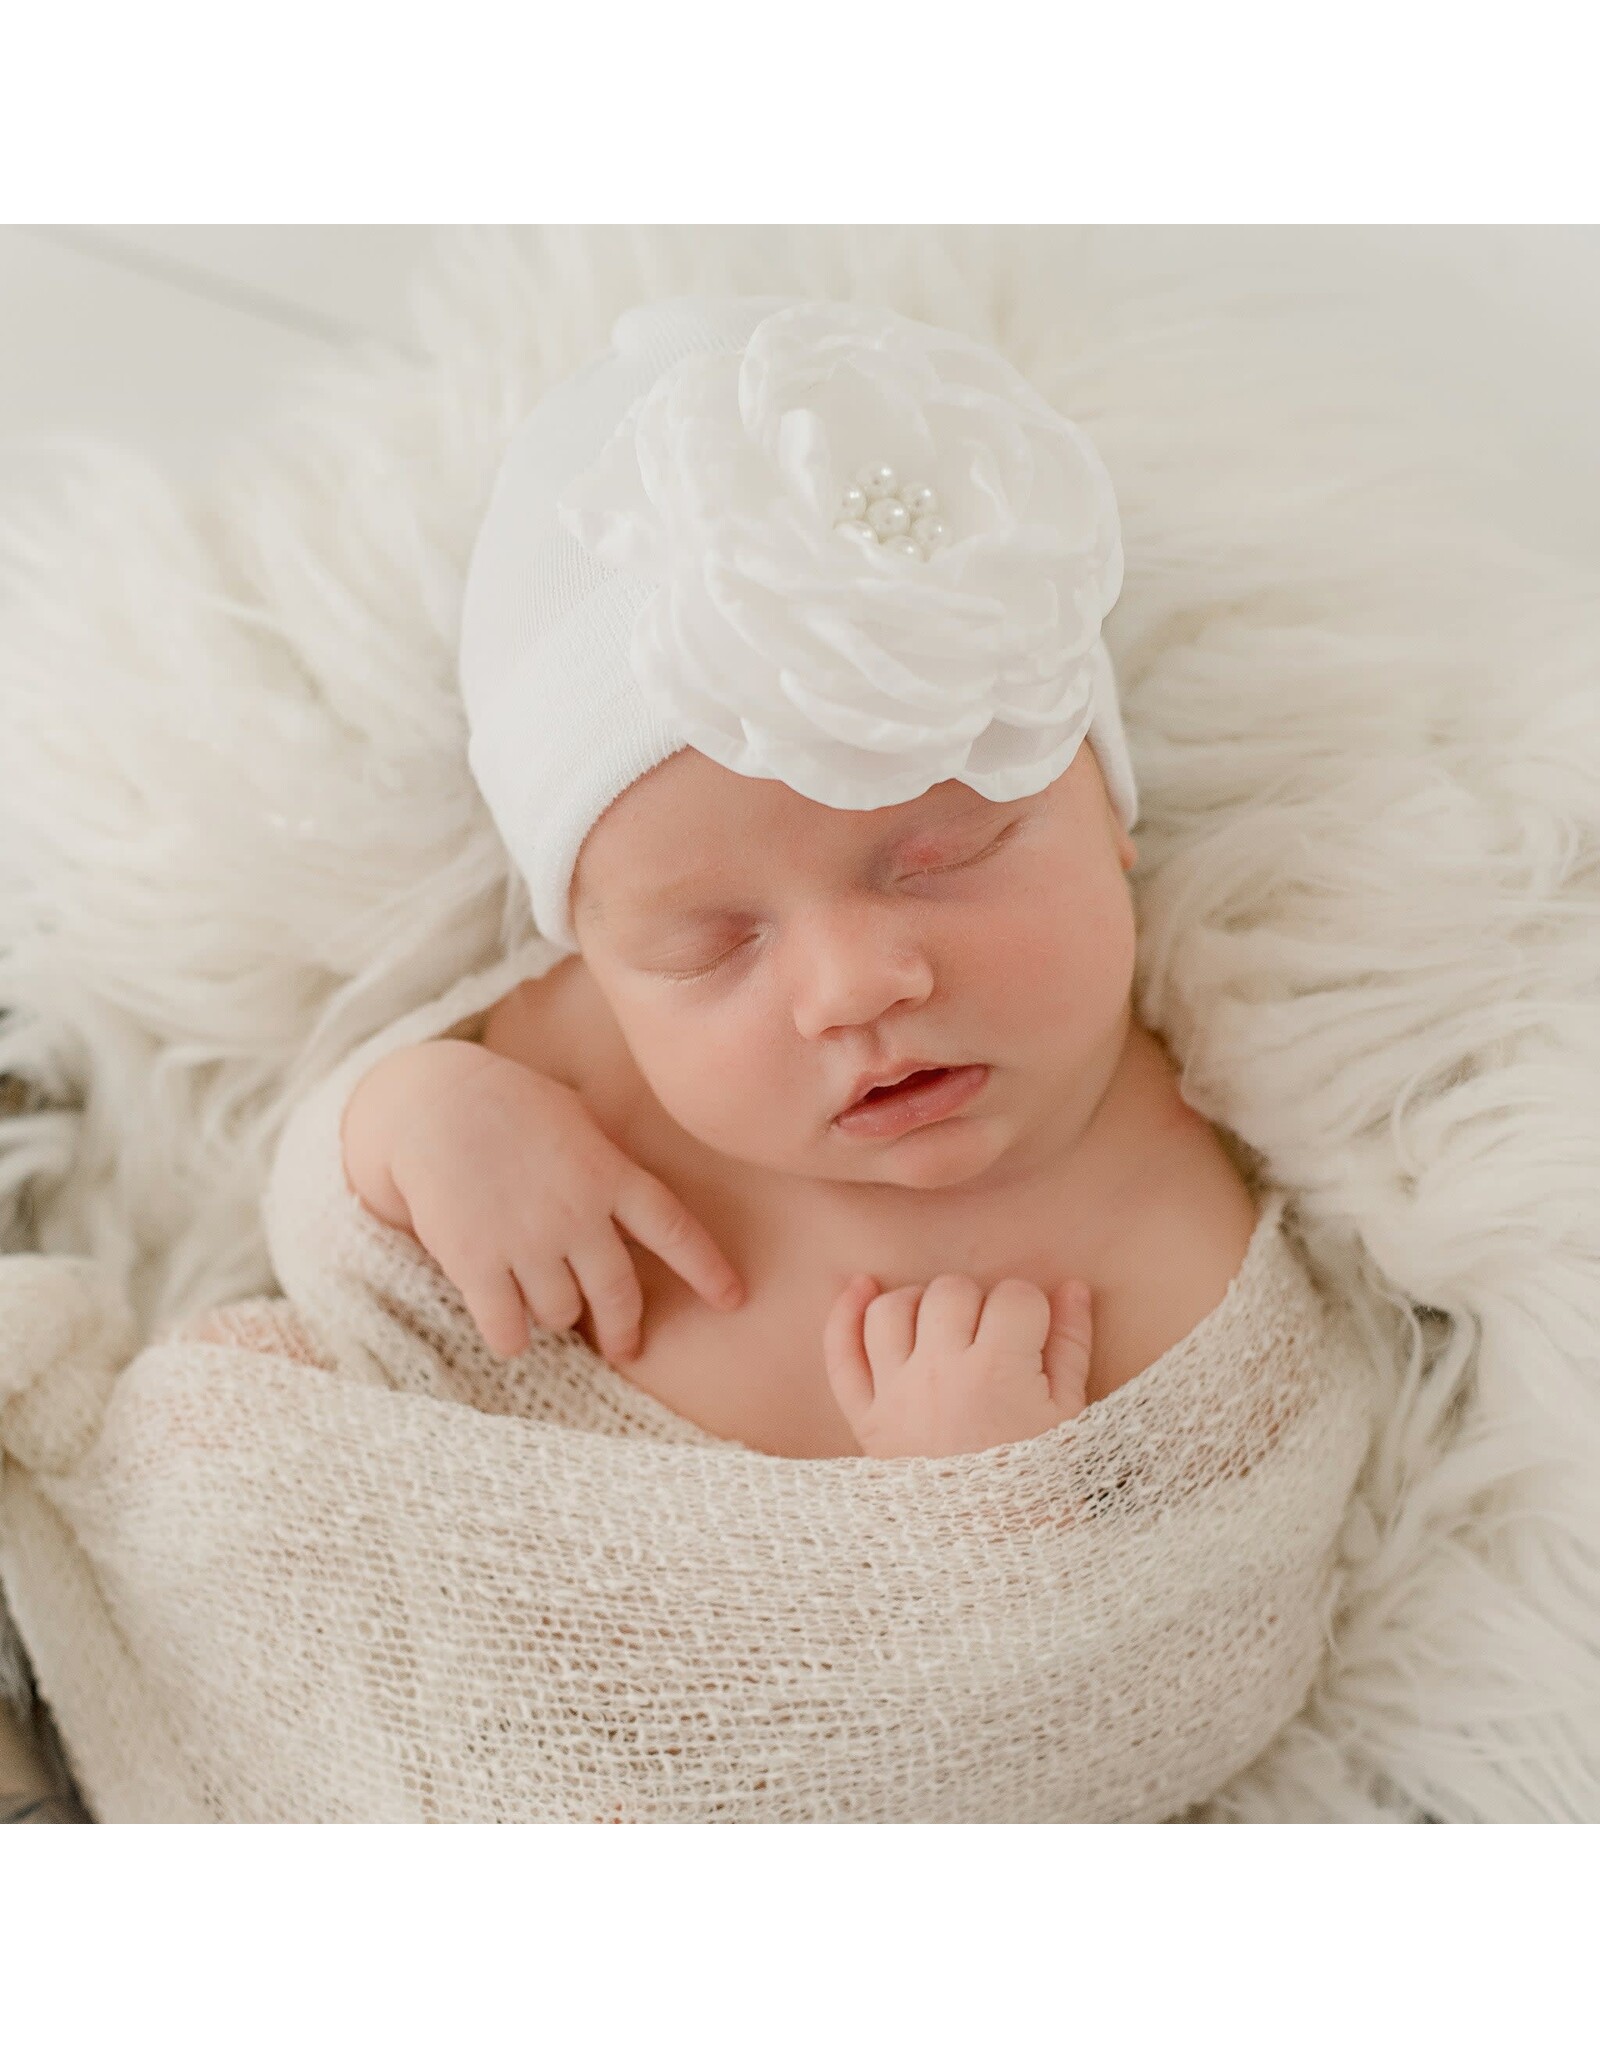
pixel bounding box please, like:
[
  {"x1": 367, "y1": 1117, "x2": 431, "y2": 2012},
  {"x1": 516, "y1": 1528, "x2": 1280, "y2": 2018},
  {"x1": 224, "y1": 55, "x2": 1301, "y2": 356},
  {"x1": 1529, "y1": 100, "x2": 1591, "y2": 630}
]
[
  {"x1": 512, "y1": 1255, "x2": 584, "y2": 1334},
  {"x1": 914, "y1": 1273, "x2": 985, "y2": 1354},
  {"x1": 464, "y1": 1266, "x2": 533, "y2": 1361},
  {"x1": 1043, "y1": 1279, "x2": 1094, "y2": 1414},
  {"x1": 973, "y1": 1276, "x2": 1051, "y2": 1358},
  {"x1": 863, "y1": 1284, "x2": 921, "y2": 1370},
  {"x1": 614, "y1": 1167, "x2": 745, "y2": 1311},
  {"x1": 822, "y1": 1275, "x2": 880, "y2": 1434},
  {"x1": 566, "y1": 1227, "x2": 647, "y2": 1365}
]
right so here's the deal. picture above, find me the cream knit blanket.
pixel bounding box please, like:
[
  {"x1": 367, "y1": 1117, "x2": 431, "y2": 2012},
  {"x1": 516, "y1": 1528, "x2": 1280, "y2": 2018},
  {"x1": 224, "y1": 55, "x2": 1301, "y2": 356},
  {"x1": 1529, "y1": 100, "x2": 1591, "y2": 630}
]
[{"x1": 0, "y1": 940, "x2": 1376, "y2": 1821}]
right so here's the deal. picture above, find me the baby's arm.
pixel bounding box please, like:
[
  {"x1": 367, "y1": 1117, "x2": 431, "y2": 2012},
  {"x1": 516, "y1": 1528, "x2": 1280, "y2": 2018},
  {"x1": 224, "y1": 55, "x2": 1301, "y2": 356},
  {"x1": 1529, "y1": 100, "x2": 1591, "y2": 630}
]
[
  {"x1": 339, "y1": 994, "x2": 496, "y2": 1230},
  {"x1": 341, "y1": 1038, "x2": 498, "y2": 1236}
]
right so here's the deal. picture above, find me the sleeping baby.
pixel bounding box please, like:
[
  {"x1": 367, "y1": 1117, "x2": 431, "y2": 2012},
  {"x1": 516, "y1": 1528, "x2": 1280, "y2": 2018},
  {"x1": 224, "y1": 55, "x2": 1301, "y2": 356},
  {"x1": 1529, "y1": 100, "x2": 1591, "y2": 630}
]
[
  {"x1": 16, "y1": 290, "x2": 1375, "y2": 1824},
  {"x1": 341, "y1": 293, "x2": 1265, "y2": 1464}
]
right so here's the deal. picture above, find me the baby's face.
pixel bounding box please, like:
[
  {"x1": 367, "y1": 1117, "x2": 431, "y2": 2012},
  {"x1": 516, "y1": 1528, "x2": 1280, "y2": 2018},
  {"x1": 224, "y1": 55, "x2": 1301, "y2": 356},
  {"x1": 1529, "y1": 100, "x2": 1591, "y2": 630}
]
[{"x1": 569, "y1": 745, "x2": 1138, "y2": 1199}]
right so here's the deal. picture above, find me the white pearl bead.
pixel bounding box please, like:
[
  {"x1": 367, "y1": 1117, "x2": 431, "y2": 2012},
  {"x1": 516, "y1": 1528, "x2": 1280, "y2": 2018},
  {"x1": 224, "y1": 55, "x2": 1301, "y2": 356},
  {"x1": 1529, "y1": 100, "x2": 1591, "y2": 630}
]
[
  {"x1": 857, "y1": 462, "x2": 898, "y2": 501},
  {"x1": 912, "y1": 514, "x2": 950, "y2": 551},
  {"x1": 866, "y1": 496, "x2": 910, "y2": 539},
  {"x1": 833, "y1": 518, "x2": 875, "y2": 541},
  {"x1": 902, "y1": 483, "x2": 940, "y2": 519},
  {"x1": 884, "y1": 535, "x2": 925, "y2": 561},
  {"x1": 837, "y1": 483, "x2": 868, "y2": 521}
]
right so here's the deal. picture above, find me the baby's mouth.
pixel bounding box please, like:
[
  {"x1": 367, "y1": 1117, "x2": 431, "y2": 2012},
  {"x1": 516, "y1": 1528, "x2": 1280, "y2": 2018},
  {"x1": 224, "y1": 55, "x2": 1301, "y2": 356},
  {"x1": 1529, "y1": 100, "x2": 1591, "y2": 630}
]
[
  {"x1": 855, "y1": 1067, "x2": 949, "y2": 1104},
  {"x1": 834, "y1": 1063, "x2": 990, "y2": 1135}
]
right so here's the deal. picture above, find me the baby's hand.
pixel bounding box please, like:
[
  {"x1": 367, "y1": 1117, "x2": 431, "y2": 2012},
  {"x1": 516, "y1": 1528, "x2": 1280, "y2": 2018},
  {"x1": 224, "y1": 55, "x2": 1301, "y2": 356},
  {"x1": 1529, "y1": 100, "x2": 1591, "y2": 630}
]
[
  {"x1": 342, "y1": 1042, "x2": 744, "y2": 1367},
  {"x1": 822, "y1": 1269, "x2": 1093, "y2": 1460}
]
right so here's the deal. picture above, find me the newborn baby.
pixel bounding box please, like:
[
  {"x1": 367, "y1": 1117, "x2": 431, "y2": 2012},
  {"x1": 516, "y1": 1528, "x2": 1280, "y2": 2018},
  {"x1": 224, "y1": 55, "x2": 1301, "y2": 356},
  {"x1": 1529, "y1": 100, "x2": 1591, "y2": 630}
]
[
  {"x1": 71, "y1": 293, "x2": 1370, "y2": 1825},
  {"x1": 341, "y1": 290, "x2": 1260, "y2": 1462},
  {"x1": 341, "y1": 739, "x2": 1259, "y2": 1460}
]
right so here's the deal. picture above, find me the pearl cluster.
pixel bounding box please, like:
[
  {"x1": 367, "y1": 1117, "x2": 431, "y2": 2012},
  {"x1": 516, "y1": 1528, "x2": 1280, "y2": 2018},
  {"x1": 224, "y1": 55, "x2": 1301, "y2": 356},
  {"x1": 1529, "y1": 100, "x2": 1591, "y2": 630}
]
[{"x1": 834, "y1": 461, "x2": 951, "y2": 562}]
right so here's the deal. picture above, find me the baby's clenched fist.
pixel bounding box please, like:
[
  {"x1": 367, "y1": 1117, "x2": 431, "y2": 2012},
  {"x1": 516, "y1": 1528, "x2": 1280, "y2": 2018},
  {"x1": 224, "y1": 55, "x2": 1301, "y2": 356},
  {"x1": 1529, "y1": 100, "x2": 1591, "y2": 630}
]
[{"x1": 823, "y1": 1268, "x2": 1093, "y2": 1460}]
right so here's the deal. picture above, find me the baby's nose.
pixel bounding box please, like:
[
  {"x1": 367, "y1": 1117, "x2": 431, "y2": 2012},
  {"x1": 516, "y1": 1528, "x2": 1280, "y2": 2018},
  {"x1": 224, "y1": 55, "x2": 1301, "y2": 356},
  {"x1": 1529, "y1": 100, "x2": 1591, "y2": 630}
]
[{"x1": 791, "y1": 931, "x2": 935, "y2": 1038}]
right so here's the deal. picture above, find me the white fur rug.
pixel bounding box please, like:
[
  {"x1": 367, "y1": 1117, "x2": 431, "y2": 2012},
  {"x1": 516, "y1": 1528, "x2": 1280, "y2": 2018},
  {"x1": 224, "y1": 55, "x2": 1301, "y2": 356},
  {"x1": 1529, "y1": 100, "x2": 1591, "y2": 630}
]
[{"x1": 1, "y1": 226, "x2": 1596, "y2": 1822}]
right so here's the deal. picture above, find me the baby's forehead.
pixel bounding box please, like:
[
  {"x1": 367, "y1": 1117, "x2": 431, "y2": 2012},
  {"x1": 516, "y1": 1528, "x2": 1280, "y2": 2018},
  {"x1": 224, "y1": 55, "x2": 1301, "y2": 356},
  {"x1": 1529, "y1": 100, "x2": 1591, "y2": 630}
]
[
  {"x1": 582, "y1": 772, "x2": 1018, "y2": 932},
  {"x1": 638, "y1": 766, "x2": 991, "y2": 861},
  {"x1": 576, "y1": 741, "x2": 1118, "y2": 944}
]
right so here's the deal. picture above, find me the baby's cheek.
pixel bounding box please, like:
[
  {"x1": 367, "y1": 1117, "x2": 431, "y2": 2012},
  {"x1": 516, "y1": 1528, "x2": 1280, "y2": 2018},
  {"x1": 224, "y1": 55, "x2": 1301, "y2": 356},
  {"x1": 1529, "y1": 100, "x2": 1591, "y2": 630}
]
[
  {"x1": 650, "y1": 1043, "x2": 774, "y2": 1148},
  {"x1": 1006, "y1": 889, "x2": 1134, "y2": 1029}
]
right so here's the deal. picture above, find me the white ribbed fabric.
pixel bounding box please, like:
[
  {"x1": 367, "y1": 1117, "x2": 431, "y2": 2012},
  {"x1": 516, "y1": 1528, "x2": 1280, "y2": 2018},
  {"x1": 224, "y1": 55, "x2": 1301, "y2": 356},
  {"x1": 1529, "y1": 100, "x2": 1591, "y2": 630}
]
[{"x1": 458, "y1": 295, "x2": 1139, "y2": 953}]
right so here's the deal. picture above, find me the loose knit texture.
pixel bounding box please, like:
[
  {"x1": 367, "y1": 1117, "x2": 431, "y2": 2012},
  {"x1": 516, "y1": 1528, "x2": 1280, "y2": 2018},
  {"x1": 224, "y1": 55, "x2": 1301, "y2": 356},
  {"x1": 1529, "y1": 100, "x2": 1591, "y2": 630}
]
[{"x1": 0, "y1": 939, "x2": 1376, "y2": 1822}]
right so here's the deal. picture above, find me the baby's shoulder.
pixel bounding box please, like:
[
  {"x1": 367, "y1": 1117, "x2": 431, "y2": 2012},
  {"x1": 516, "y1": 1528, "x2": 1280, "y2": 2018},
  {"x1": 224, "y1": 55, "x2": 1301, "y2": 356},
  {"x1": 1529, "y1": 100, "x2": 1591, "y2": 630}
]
[
  {"x1": 479, "y1": 957, "x2": 597, "y2": 1094},
  {"x1": 1085, "y1": 1105, "x2": 1265, "y2": 1401}
]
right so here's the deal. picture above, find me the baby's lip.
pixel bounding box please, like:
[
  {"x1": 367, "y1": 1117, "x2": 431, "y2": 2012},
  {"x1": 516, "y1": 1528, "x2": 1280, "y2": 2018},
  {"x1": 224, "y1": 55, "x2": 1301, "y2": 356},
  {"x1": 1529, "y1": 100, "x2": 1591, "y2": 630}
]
[{"x1": 838, "y1": 1059, "x2": 953, "y2": 1114}]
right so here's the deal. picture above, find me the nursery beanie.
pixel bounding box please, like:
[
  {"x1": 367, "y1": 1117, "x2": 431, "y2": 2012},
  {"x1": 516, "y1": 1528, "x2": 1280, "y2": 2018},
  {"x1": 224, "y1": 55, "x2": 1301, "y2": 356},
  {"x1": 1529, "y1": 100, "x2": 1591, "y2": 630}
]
[{"x1": 459, "y1": 293, "x2": 1138, "y2": 954}]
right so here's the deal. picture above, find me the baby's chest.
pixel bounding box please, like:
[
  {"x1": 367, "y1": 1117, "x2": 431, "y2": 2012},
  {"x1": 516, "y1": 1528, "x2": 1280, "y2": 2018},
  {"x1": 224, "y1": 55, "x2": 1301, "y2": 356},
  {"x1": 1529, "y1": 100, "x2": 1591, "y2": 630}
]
[
  {"x1": 585, "y1": 1161, "x2": 1258, "y2": 1461},
  {"x1": 589, "y1": 1278, "x2": 864, "y2": 1459}
]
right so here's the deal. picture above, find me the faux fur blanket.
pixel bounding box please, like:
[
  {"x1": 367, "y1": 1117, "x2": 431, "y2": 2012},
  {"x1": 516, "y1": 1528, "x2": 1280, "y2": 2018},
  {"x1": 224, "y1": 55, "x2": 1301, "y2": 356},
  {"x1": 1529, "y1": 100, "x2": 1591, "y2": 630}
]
[{"x1": 1, "y1": 227, "x2": 1597, "y2": 1820}]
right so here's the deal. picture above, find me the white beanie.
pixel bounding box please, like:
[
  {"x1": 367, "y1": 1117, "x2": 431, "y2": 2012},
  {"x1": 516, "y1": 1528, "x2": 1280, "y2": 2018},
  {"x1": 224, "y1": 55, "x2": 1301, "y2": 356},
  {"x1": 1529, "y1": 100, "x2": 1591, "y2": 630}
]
[{"x1": 459, "y1": 293, "x2": 1137, "y2": 954}]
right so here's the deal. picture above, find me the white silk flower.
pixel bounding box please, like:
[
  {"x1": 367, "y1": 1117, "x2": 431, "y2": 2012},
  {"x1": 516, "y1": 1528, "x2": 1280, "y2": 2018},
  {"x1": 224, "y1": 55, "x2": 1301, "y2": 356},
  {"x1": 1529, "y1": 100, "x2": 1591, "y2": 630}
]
[{"x1": 555, "y1": 301, "x2": 1124, "y2": 808}]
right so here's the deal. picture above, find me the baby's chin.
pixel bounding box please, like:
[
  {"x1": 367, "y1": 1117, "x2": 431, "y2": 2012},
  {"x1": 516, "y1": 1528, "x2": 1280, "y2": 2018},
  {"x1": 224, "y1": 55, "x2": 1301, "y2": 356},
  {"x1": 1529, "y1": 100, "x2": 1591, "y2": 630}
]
[
  {"x1": 705, "y1": 1116, "x2": 1010, "y2": 1197},
  {"x1": 836, "y1": 1121, "x2": 1007, "y2": 1192}
]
